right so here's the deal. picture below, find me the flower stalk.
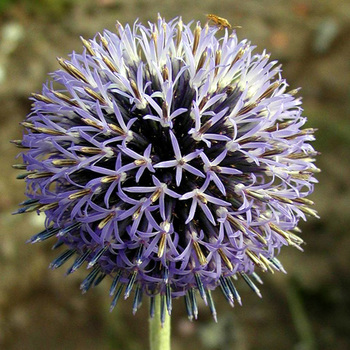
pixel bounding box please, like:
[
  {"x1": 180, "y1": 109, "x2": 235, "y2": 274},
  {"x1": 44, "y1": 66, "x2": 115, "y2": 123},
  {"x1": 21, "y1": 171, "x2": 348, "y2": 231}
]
[{"x1": 149, "y1": 295, "x2": 171, "y2": 350}]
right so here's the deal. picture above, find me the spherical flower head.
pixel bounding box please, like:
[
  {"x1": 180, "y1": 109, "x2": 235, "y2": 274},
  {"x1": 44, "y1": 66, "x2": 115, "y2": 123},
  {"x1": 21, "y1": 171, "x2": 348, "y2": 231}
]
[{"x1": 14, "y1": 15, "x2": 319, "y2": 322}]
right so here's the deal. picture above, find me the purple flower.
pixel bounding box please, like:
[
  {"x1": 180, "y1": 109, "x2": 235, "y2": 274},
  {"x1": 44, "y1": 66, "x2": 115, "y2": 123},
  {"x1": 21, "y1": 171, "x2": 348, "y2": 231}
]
[{"x1": 14, "y1": 15, "x2": 319, "y2": 322}]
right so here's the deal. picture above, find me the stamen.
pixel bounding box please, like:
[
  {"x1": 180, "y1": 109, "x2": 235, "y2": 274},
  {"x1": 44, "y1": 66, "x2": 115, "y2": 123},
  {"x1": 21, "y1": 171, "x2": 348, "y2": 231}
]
[
  {"x1": 151, "y1": 31, "x2": 158, "y2": 60},
  {"x1": 157, "y1": 233, "x2": 167, "y2": 258},
  {"x1": 130, "y1": 78, "x2": 141, "y2": 100},
  {"x1": 162, "y1": 65, "x2": 169, "y2": 81},
  {"x1": 230, "y1": 47, "x2": 245, "y2": 68},
  {"x1": 193, "y1": 240, "x2": 207, "y2": 265},
  {"x1": 214, "y1": 50, "x2": 221, "y2": 77},
  {"x1": 51, "y1": 90, "x2": 79, "y2": 107},
  {"x1": 84, "y1": 87, "x2": 106, "y2": 104},
  {"x1": 162, "y1": 101, "x2": 168, "y2": 122},
  {"x1": 249, "y1": 227, "x2": 267, "y2": 245},
  {"x1": 192, "y1": 24, "x2": 201, "y2": 55},
  {"x1": 102, "y1": 55, "x2": 118, "y2": 72},
  {"x1": 218, "y1": 249, "x2": 233, "y2": 271},
  {"x1": 38, "y1": 202, "x2": 58, "y2": 212},
  {"x1": 27, "y1": 172, "x2": 53, "y2": 179},
  {"x1": 21, "y1": 122, "x2": 65, "y2": 136},
  {"x1": 176, "y1": 18, "x2": 183, "y2": 50},
  {"x1": 257, "y1": 81, "x2": 280, "y2": 101},
  {"x1": 57, "y1": 57, "x2": 89, "y2": 84},
  {"x1": 107, "y1": 123, "x2": 125, "y2": 135},
  {"x1": 259, "y1": 254, "x2": 275, "y2": 274},
  {"x1": 52, "y1": 159, "x2": 78, "y2": 167},
  {"x1": 132, "y1": 205, "x2": 142, "y2": 220},
  {"x1": 80, "y1": 147, "x2": 103, "y2": 154},
  {"x1": 99, "y1": 35, "x2": 109, "y2": 51},
  {"x1": 31, "y1": 93, "x2": 53, "y2": 104},
  {"x1": 199, "y1": 120, "x2": 213, "y2": 134},
  {"x1": 197, "y1": 192, "x2": 208, "y2": 205},
  {"x1": 68, "y1": 188, "x2": 91, "y2": 200},
  {"x1": 80, "y1": 36, "x2": 96, "y2": 56},
  {"x1": 98, "y1": 212, "x2": 115, "y2": 230},
  {"x1": 196, "y1": 49, "x2": 207, "y2": 73},
  {"x1": 298, "y1": 205, "x2": 320, "y2": 218},
  {"x1": 16, "y1": 171, "x2": 36, "y2": 180},
  {"x1": 101, "y1": 175, "x2": 120, "y2": 183},
  {"x1": 246, "y1": 249, "x2": 268, "y2": 271},
  {"x1": 264, "y1": 120, "x2": 293, "y2": 132},
  {"x1": 237, "y1": 102, "x2": 258, "y2": 116}
]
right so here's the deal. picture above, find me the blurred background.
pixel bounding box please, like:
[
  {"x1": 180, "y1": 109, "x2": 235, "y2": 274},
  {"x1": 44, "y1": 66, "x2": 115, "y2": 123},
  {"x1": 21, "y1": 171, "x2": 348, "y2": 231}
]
[{"x1": 1, "y1": 0, "x2": 349, "y2": 349}]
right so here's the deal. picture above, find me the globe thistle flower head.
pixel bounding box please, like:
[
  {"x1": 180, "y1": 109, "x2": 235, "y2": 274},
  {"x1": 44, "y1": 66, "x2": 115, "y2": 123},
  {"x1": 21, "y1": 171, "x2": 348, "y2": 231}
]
[{"x1": 14, "y1": 15, "x2": 319, "y2": 322}]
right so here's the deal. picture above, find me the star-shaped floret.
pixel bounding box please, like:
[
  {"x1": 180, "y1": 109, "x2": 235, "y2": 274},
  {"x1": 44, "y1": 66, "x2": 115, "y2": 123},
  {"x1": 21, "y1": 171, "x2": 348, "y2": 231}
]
[
  {"x1": 188, "y1": 102, "x2": 231, "y2": 147},
  {"x1": 123, "y1": 175, "x2": 181, "y2": 220},
  {"x1": 154, "y1": 130, "x2": 204, "y2": 186},
  {"x1": 200, "y1": 150, "x2": 242, "y2": 195},
  {"x1": 118, "y1": 144, "x2": 155, "y2": 182},
  {"x1": 180, "y1": 177, "x2": 231, "y2": 224}
]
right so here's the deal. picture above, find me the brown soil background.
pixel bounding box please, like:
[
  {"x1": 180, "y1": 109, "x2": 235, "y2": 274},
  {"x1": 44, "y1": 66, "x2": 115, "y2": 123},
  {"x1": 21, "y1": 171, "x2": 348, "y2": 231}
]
[{"x1": 1, "y1": 1, "x2": 349, "y2": 349}]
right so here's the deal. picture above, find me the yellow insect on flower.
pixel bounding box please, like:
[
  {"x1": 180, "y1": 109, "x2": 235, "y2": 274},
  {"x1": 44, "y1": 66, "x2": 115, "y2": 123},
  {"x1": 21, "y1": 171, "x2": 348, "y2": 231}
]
[{"x1": 206, "y1": 14, "x2": 232, "y2": 30}]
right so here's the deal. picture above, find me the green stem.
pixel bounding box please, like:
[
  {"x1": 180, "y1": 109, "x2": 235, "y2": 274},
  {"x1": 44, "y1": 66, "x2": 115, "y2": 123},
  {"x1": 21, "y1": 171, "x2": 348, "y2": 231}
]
[
  {"x1": 149, "y1": 295, "x2": 171, "y2": 350},
  {"x1": 287, "y1": 278, "x2": 316, "y2": 350}
]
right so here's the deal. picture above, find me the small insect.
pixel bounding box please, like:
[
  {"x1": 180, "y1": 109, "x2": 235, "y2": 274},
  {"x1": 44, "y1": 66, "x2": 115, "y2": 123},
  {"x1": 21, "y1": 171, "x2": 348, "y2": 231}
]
[
  {"x1": 206, "y1": 14, "x2": 232, "y2": 30},
  {"x1": 206, "y1": 14, "x2": 241, "y2": 31}
]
